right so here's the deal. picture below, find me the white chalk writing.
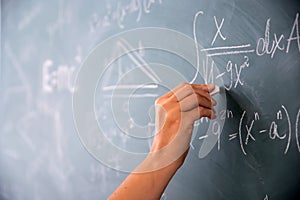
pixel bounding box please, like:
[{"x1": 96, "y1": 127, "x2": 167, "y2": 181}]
[
  {"x1": 256, "y1": 13, "x2": 300, "y2": 58},
  {"x1": 89, "y1": 0, "x2": 163, "y2": 31},
  {"x1": 192, "y1": 11, "x2": 299, "y2": 90}
]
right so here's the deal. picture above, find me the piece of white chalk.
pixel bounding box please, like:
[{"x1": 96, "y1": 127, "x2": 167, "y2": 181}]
[{"x1": 210, "y1": 85, "x2": 220, "y2": 96}]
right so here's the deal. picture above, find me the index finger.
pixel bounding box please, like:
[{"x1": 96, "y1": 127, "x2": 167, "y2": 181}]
[{"x1": 191, "y1": 84, "x2": 215, "y2": 93}]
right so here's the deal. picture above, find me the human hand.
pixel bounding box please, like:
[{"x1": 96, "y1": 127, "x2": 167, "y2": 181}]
[
  {"x1": 109, "y1": 83, "x2": 217, "y2": 200},
  {"x1": 149, "y1": 83, "x2": 216, "y2": 169}
]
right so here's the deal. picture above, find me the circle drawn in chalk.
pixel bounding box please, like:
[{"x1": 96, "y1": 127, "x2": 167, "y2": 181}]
[{"x1": 72, "y1": 27, "x2": 226, "y2": 173}]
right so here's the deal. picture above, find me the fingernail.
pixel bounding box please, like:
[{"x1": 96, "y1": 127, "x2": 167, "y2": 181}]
[
  {"x1": 212, "y1": 98, "x2": 217, "y2": 106},
  {"x1": 208, "y1": 84, "x2": 215, "y2": 91}
]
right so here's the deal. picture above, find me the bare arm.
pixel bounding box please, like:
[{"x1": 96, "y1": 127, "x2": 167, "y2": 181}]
[{"x1": 108, "y1": 83, "x2": 216, "y2": 200}]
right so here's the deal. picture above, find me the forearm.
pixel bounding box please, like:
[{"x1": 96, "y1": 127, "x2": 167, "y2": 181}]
[
  {"x1": 108, "y1": 155, "x2": 181, "y2": 200},
  {"x1": 108, "y1": 83, "x2": 215, "y2": 199}
]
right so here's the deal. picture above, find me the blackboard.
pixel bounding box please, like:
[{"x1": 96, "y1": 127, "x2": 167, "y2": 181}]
[{"x1": 1, "y1": 0, "x2": 300, "y2": 199}]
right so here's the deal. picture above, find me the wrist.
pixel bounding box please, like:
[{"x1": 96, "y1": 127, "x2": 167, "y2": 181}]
[{"x1": 140, "y1": 150, "x2": 183, "y2": 173}]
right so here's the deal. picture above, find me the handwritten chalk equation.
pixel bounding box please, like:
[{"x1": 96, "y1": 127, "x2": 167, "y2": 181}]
[
  {"x1": 193, "y1": 11, "x2": 300, "y2": 88},
  {"x1": 42, "y1": 46, "x2": 82, "y2": 93},
  {"x1": 42, "y1": 59, "x2": 75, "y2": 93},
  {"x1": 89, "y1": 0, "x2": 163, "y2": 31},
  {"x1": 194, "y1": 11, "x2": 299, "y2": 58},
  {"x1": 256, "y1": 13, "x2": 300, "y2": 58},
  {"x1": 198, "y1": 54, "x2": 250, "y2": 90},
  {"x1": 197, "y1": 106, "x2": 300, "y2": 155}
]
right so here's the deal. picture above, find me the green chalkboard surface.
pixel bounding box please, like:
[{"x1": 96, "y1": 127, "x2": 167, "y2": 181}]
[{"x1": 1, "y1": 0, "x2": 299, "y2": 199}]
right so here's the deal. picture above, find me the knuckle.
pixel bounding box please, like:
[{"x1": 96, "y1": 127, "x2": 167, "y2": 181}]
[
  {"x1": 155, "y1": 96, "x2": 165, "y2": 105},
  {"x1": 155, "y1": 98, "x2": 160, "y2": 105},
  {"x1": 186, "y1": 85, "x2": 193, "y2": 93},
  {"x1": 180, "y1": 82, "x2": 192, "y2": 91},
  {"x1": 180, "y1": 82, "x2": 188, "y2": 87},
  {"x1": 199, "y1": 84, "x2": 207, "y2": 91}
]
